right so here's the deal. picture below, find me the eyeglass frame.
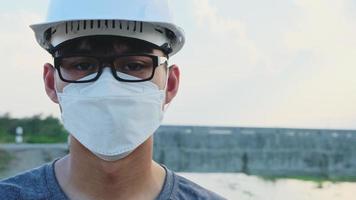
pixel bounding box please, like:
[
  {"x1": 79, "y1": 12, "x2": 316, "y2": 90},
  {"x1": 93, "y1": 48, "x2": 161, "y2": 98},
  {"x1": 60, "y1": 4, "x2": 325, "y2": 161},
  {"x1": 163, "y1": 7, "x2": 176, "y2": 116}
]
[{"x1": 53, "y1": 53, "x2": 168, "y2": 83}]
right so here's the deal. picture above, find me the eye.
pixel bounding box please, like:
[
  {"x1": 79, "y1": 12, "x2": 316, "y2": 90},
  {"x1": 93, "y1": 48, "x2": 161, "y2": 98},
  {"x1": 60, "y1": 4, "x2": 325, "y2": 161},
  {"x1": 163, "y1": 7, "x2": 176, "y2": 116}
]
[
  {"x1": 73, "y1": 62, "x2": 97, "y2": 71},
  {"x1": 122, "y1": 63, "x2": 146, "y2": 71},
  {"x1": 60, "y1": 57, "x2": 99, "y2": 72}
]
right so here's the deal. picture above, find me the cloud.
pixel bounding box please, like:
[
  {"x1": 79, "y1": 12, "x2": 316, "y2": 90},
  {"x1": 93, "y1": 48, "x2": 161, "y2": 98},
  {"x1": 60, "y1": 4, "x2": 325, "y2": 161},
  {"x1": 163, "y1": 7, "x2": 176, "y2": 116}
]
[
  {"x1": 191, "y1": 0, "x2": 260, "y2": 67},
  {"x1": 266, "y1": 0, "x2": 356, "y2": 128},
  {"x1": 165, "y1": 0, "x2": 356, "y2": 129}
]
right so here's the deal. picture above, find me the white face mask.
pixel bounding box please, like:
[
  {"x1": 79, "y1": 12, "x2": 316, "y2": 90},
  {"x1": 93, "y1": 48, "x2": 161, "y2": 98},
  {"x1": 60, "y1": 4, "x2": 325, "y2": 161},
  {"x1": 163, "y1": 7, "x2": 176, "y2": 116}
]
[{"x1": 56, "y1": 69, "x2": 166, "y2": 161}]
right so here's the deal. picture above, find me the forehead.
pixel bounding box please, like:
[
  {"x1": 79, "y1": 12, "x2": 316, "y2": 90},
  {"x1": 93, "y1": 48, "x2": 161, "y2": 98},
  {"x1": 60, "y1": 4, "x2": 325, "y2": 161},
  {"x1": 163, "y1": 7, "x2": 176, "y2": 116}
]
[{"x1": 54, "y1": 36, "x2": 161, "y2": 56}]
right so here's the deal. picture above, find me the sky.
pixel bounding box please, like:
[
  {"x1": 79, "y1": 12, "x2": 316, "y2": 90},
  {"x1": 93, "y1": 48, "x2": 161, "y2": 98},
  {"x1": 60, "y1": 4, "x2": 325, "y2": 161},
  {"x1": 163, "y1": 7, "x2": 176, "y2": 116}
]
[{"x1": 0, "y1": 0, "x2": 355, "y2": 130}]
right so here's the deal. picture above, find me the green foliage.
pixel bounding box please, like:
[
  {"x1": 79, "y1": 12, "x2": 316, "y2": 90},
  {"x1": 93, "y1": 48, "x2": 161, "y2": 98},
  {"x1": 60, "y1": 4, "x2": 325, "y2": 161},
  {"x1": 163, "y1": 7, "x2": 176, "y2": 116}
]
[
  {"x1": 0, "y1": 132, "x2": 14, "y2": 143},
  {"x1": 24, "y1": 134, "x2": 68, "y2": 144},
  {"x1": 0, "y1": 150, "x2": 12, "y2": 172},
  {"x1": 260, "y1": 174, "x2": 356, "y2": 183},
  {"x1": 0, "y1": 113, "x2": 68, "y2": 143}
]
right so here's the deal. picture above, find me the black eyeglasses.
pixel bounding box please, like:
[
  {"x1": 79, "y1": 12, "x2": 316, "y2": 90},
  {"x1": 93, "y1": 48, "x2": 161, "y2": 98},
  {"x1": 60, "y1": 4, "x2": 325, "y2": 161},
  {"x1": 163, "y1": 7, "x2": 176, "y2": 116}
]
[{"x1": 53, "y1": 54, "x2": 168, "y2": 83}]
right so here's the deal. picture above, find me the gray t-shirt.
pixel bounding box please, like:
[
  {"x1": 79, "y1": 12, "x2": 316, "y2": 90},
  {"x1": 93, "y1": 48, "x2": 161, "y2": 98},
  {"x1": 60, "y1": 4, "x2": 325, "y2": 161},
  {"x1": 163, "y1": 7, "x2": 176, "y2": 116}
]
[{"x1": 0, "y1": 161, "x2": 226, "y2": 200}]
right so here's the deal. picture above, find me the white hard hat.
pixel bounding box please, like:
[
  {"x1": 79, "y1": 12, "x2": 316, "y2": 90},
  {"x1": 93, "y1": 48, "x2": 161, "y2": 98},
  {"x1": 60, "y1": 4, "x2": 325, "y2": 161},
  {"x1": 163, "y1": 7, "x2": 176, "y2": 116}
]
[{"x1": 30, "y1": 0, "x2": 185, "y2": 56}]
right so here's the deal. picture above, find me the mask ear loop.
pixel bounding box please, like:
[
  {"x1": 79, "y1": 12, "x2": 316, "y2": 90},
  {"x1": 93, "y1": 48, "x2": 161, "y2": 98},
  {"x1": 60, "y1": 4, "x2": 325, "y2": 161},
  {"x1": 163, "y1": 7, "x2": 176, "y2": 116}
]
[
  {"x1": 54, "y1": 78, "x2": 60, "y2": 94},
  {"x1": 53, "y1": 69, "x2": 63, "y2": 95},
  {"x1": 162, "y1": 65, "x2": 171, "y2": 112}
]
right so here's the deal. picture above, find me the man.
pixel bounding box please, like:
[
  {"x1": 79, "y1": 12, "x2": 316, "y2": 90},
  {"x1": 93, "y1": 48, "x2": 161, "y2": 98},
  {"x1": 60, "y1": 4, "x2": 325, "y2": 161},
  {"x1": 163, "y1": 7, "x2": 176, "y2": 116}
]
[{"x1": 0, "y1": 0, "x2": 226, "y2": 199}]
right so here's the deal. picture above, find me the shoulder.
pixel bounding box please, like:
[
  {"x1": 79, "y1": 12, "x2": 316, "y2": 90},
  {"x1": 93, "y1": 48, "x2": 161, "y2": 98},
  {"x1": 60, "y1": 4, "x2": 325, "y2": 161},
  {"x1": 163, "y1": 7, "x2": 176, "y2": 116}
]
[
  {"x1": 172, "y1": 173, "x2": 226, "y2": 200},
  {"x1": 0, "y1": 163, "x2": 51, "y2": 200},
  {"x1": 159, "y1": 166, "x2": 226, "y2": 200}
]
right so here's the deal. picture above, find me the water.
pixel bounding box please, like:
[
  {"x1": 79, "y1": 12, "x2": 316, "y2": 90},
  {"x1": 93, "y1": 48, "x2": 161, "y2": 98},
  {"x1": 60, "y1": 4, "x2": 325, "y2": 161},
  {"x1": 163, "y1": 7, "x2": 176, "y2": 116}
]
[{"x1": 178, "y1": 173, "x2": 356, "y2": 200}]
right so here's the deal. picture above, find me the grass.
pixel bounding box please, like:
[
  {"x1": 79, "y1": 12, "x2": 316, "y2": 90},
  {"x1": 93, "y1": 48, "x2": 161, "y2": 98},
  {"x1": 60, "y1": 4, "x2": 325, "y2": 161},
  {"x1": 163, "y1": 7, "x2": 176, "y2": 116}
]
[
  {"x1": 0, "y1": 131, "x2": 68, "y2": 144},
  {"x1": 0, "y1": 150, "x2": 12, "y2": 172},
  {"x1": 260, "y1": 174, "x2": 356, "y2": 183},
  {"x1": 0, "y1": 134, "x2": 67, "y2": 144},
  {"x1": 23, "y1": 134, "x2": 67, "y2": 144},
  {"x1": 0, "y1": 133, "x2": 15, "y2": 143}
]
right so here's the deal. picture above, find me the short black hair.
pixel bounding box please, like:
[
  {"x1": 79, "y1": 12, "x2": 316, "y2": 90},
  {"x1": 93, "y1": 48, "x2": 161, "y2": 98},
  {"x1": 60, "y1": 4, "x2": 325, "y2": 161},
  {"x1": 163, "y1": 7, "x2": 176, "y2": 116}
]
[{"x1": 52, "y1": 35, "x2": 166, "y2": 57}]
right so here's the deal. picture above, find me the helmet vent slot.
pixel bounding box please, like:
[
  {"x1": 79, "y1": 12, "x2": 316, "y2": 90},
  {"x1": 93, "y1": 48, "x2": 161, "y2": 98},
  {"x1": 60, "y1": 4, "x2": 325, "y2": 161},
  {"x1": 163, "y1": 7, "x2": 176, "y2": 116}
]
[
  {"x1": 62, "y1": 20, "x2": 147, "y2": 36},
  {"x1": 112, "y1": 20, "x2": 116, "y2": 28},
  {"x1": 133, "y1": 21, "x2": 137, "y2": 32},
  {"x1": 90, "y1": 20, "x2": 94, "y2": 29},
  {"x1": 97, "y1": 20, "x2": 101, "y2": 28},
  {"x1": 70, "y1": 21, "x2": 74, "y2": 32}
]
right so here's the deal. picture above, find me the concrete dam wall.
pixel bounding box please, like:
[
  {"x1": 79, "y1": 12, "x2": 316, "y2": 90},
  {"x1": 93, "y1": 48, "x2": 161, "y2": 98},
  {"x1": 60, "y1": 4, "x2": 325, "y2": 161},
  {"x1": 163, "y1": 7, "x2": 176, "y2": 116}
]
[
  {"x1": 153, "y1": 126, "x2": 356, "y2": 178},
  {"x1": 1, "y1": 126, "x2": 355, "y2": 179}
]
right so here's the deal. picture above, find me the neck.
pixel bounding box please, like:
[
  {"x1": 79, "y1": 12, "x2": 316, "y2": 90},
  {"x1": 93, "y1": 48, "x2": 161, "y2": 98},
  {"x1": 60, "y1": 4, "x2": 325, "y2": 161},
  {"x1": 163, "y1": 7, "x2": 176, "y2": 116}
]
[{"x1": 55, "y1": 136, "x2": 165, "y2": 200}]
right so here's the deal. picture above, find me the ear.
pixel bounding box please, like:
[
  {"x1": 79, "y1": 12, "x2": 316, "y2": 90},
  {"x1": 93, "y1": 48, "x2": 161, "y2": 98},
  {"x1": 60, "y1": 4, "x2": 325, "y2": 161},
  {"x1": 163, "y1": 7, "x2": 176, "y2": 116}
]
[
  {"x1": 43, "y1": 63, "x2": 59, "y2": 103},
  {"x1": 165, "y1": 65, "x2": 180, "y2": 104}
]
